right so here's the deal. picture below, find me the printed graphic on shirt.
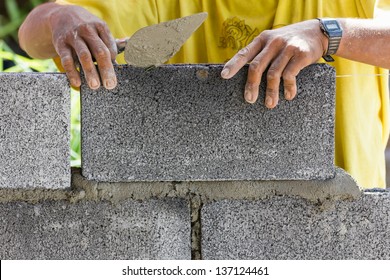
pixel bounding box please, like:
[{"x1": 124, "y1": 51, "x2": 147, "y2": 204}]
[{"x1": 219, "y1": 17, "x2": 260, "y2": 50}]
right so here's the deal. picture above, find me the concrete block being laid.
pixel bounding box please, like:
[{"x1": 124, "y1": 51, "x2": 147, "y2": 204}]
[
  {"x1": 0, "y1": 198, "x2": 190, "y2": 259},
  {"x1": 201, "y1": 190, "x2": 390, "y2": 259},
  {"x1": 81, "y1": 63, "x2": 335, "y2": 181},
  {"x1": 0, "y1": 73, "x2": 70, "y2": 189}
]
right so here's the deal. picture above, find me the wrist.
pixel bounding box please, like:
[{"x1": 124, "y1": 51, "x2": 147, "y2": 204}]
[
  {"x1": 317, "y1": 18, "x2": 343, "y2": 62},
  {"x1": 315, "y1": 20, "x2": 329, "y2": 58}
]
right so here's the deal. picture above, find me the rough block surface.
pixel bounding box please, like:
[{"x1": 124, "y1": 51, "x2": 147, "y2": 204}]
[
  {"x1": 81, "y1": 64, "x2": 335, "y2": 181},
  {"x1": 0, "y1": 198, "x2": 190, "y2": 259},
  {"x1": 201, "y1": 191, "x2": 390, "y2": 259},
  {"x1": 0, "y1": 73, "x2": 70, "y2": 189}
]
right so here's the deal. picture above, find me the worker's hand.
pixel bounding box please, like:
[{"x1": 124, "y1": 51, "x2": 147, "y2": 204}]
[
  {"x1": 49, "y1": 5, "x2": 117, "y2": 89},
  {"x1": 221, "y1": 19, "x2": 327, "y2": 108}
]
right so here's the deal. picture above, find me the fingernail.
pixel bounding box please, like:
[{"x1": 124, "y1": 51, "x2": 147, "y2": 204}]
[
  {"x1": 90, "y1": 78, "x2": 99, "y2": 89},
  {"x1": 221, "y1": 68, "x2": 230, "y2": 78},
  {"x1": 266, "y1": 97, "x2": 273, "y2": 107},
  {"x1": 245, "y1": 89, "x2": 254, "y2": 103},
  {"x1": 105, "y1": 79, "x2": 116, "y2": 89},
  {"x1": 285, "y1": 90, "x2": 291, "y2": 100}
]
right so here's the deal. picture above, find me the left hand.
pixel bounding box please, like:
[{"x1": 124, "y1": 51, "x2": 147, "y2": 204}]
[{"x1": 221, "y1": 19, "x2": 327, "y2": 109}]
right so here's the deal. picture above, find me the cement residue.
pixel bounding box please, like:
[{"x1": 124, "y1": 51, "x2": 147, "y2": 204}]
[
  {"x1": 68, "y1": 167, "x2": 360, "y2": 203},
  {"x1": 70, "y1": 167, "x2": 361, "y2": 260},
  {"x1": 189, "y1": 194, "x2": 203, "y2": 260},
  {"x1": 0, "y1": 188, "x2": 69, "y2": 204},
  {"x1": 0, "y1": 167, "x2": 362, "y2": 205},
  {"x1": 0, "y1": 167, "x2": 365, "y2": 260},
  {"x1": 124, "y1": 13, "x2": 207, "y2": 67}
]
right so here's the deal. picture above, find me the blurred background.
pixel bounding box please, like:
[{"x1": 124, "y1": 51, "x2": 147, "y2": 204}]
[{"x1": 0, "y1": 0, "x2": 81, "y2": 167}]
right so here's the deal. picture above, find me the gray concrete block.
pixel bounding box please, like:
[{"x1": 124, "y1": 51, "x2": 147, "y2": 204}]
[
  {"x1": 0, "y1": 198, "x2": 190, "y2": 259},
  {"x1": 0, "y1": 73, "x2": 70, "y2": 189},
  {"x1": 201, "y1": 191, "x2": 390, "y2": 259},
  {"x1": 81, "y1": 63, "x2": 335, "y2": 181}
]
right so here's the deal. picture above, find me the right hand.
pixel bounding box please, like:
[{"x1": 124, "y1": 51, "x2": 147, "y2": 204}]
[
  {"x1": 49, "y1": 5, "x2": 118, "y2": 89},
  {"x1": 221, "y1": 19, "x2": 327, "y2": 109}
]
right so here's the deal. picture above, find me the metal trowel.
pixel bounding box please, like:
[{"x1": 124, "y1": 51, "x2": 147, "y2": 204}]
[{"x1": 115, "y1": 12, "x2": 208, "y2": 68}]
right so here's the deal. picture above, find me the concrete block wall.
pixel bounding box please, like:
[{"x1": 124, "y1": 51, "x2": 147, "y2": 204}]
[
  {"x1": 81, "y1": 64, "x2": 335, "y2": 181},
  {"x1": 1, "y1": 65, "x2": 389, "y2": 259},
  {"x1": 0, "y1": 73, "x2": 70, "y2": 189},
  {"x1": 202, "y1": 189, "x2": 390, "y2": 260},
  {"x1": 0, "y1": 197, "x2": 189, "y2": 259}
]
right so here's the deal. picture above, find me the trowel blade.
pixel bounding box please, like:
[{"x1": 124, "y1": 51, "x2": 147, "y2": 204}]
[{"x1": 124, "y1": 12, "x2": 208, "y2": 68}]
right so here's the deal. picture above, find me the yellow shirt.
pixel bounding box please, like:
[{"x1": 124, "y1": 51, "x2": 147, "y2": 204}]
[{"x1": 56, "y1": 0, "x2": 390, "y2": 189}]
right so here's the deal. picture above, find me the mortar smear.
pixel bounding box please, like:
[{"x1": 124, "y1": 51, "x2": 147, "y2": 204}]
[{"x1": 125, "y1": 12, "x2": 208, "y2": 67}]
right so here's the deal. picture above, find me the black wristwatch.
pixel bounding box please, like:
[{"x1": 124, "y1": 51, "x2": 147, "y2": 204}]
[{"x1": 317, "y1": 18, "x2": 343, "y2": 62}]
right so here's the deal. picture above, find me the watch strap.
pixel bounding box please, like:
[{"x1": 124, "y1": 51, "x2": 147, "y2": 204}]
[{"x1": 317, "y1": 18, "x2": 343, "y2": 62}]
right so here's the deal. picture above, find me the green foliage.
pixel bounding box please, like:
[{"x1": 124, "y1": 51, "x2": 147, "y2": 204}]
[
  {"x1": 0, "y1": 39, "x2": 57, "y2": 72},
  {"x1": 70, "y1": 88, "x2": 81, "y2": 167},
  {"x1": 0, "y1": 39, "x2": 81, "y2": 167},
  {"x1": 0, "y1": 0, "x2": 46, "y2": 39}
]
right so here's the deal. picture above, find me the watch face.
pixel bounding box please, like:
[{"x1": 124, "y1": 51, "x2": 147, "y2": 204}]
[{"x1": 325, "y1": 21, "x2": 340, "y2": 31}]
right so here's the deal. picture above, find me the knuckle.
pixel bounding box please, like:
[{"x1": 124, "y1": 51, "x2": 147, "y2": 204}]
[
  {"x1": 94, "y1": 47, "x2": 110, "y2": 61},
  {"x1": 298, "y1": 55, "x2": 312, "y2": 65},
  {"x1": 268, "y1": 35, "x2": 285, "y2": 48},
  {"x1": 237, "y1": 46, "x2": 250, "y2": 59},
  {"x1": 60, "y1": 56, "x2": 74, "y2": 70},
  {"x1": 78, "y1": 49, "x2": 92, "y2": 61},
  {"x1": 78, "y1": 23, "x2": 93, "y2": 33},
  {"x1": 53, "y1": 35, "x2": 66, "y2": 47},
  {"x1": 245, "y1": 81, "x2": 259, "y2": 90},
  {"x1": 259, "y1": 30, "x2": 271, "y2": 39},
  {"x1": 63, "y1": 31, "x2": 75, "y2": 40},
  {"x1": 282, "y1": 71, "x2": 295, "y2": 83},
  {"x1": 95, "y1": 21, "x2": 109, "y2": 33},
  {"x1": 53, "y1": 37, "x2": 70, "y2": 53},
  {"x1": 82, "y1": 63, "x2": 96, "y2": 72},
  {"x1": 266, "y1": 88, "x2": 278, "y2": 97},
  {"x1": 283, "y1": 80, "x2": 295, "y2": 88},
  {"x1": 267, "y1": 69, "x2": 280, "y2": 81},
  {"x1": 285, "y1": 44, "x2": 297, "y2": 54},
  {"x1": 250, "y1": 35, "x2": 261, "y2": 45},
  {"x1": 249, "y1": 60, "x2": 261, "y2": 72},
  {"x1": 269, "y1": 35, "x2": 281, "y2": 44},
  {"x1": 284, "y1": 83, "x2": 295, "y2": 90}
]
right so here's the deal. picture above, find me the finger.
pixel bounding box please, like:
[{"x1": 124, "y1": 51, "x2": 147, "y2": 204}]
[
  {"x1": 282, "y1": 70, "x2": 297, "y2": 101},
  {"x1": 263, "y1": 51, "x2": 294, "y2": 109},
  {"x1": 282, "y1": 56, "x2": 310, "y2": 101},
  {"x1": 282, "y1": 59, "x2": 298, "y2": 101},
  {"x1": 96, "y1": 22, "x2": 118, "y2": 61},
  {"x1": 88, "y1": 36, "x2": 117, "y2": 89},
  {"x1": 56, "y1": 43, "x2": 81, "y2": 88},
  {"x1": 73, "y1": 40, "x2": 101, "y2": 90},
  {"x1": 244, "y1": 44, "x2": 279, "y2": 104},
  {"x1": 221, "y1": 36, "x2": 264, "y2": 79}
]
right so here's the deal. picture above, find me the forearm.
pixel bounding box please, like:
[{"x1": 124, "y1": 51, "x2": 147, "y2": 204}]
[
  {"x1": 337, "y1": 18, "x2": 390, "y2": 69},
  {"x1": 18, "y1": 2, "x2": 63, "y2": 59}
]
